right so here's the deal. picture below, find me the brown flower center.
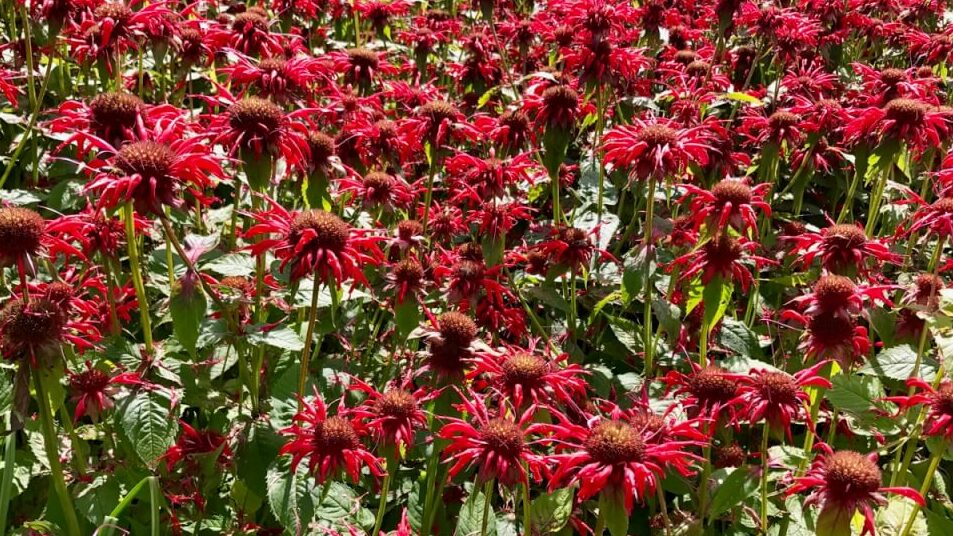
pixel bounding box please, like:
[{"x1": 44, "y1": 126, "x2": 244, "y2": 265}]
[
  {"x1": 0, "y1": 207, "x2": 44, "y2": 260},
  {"x1": 0, "y1": 298, "x2": 66, "y2": 347},
  {"x1": 585, "y1": 421, "x2": 646, "y2": 464},
  {"x1": 392, "y1": 258, "x2": 424, "y2": 286},
  {"x1": 932, "y1": 197, "x2": 953, "y2": 214},
  {"x1": 812, "y1": 275, "x2": 856, "y2": 310},
  {"x1": 90, "y1": 92, "x2": 143, "y2": 130},
  {"x1": 232, "y1": 12, "x2": 268, "y2": 32},
  {"x1": 347, "y1": 47, "x2": 380, "y2": 70},
  {"x1": 686, "y1": 60, "x2": 710, "y2": 77},
  {"x1": 289, "y1": 210, "x2": 350, "y2": 253},
  {"x1": 768, "y1": 111, "x2": 799, "y2": 129},
  {"x1": 375, "y1": 389, "x2": 417, "y2": 419},
  {"x1": 116, "y1": 141, "x2": 175, "y2": 179},
  {"x1": 228, "y1": 97, "x2": 283, "y2": 135},
  {"x1": 397, "y1": 220, "x2": 423, "y2": 241},
  {"x1": 754, "y1": 372, "x2": 800, "y2": 404},
  {"x1": 884, "y1": 98, "x2": 927, "y2": 124},
  {"x1": 419, "y1": 100, "x2": 459, "y2": 124},
  {"x1": 823, "y1": 224, "x2": 868, "y2": 249},
  {"x1": 479, "y1": 419, "x2": 524, "y2": 457},
  {"x1": 824, "y1": 451, "x2": 882, "y2": 497},
  {"x1": 688, "y1": 367, "x2": 737, "y2": 404},
  {"x1": 542, "y1": 85, "x2": 579, "y2": 113},
  {"x1": 312, "y1": 416, "x2": 360, "y2": 453},
  {"x1": 711, "y1": 179, "x2": 753, "y2": 207},
  {"x1": 637, "y1": 124, "x2": 678, "y2": 147},
  {"x1": 501, "y1": 353, "x2": 547, "y2": 385},
  {"x1": 307, "y1": 132, "x2": 335, "y2": 167},
  {"x1": 674, "y1": 49, "x2": 697, "y2": 64},
  {"x1": 879, "y1": 68, "x2": 906, "y2": 85},
  {"x1": 94, "y1": 2, "x2": 132, "y2": 23},
  {"x1": 437, "y1": 312, "x2": 477, "y2": 346},
  {"x1": 70, "y1": 368, "x2": 112, "y2": 394}
]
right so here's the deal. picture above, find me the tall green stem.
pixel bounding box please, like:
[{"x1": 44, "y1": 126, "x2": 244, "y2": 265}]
[
  {"x1": 760, "y1": 423, "x2": 770, "y2": 535},
  {"x1": 480, "y1": 479, "x2": 494, "y2": 536},
  {"x1": 898, "y1": 443, "x2": 944, "y2": 536},
  {"x1": 297, "y1": 277, "x2": 321, "y2": 403},
  {"x1": 372, "y1": 454, "x2": 395, "y2": 536},
  {"x1": 34, "y1": 369, "x2": 82, "y2": 536},
  {"x1": 643, "y1": 177, "x2": 658, "y2": 376},
  {"x1": 124, "y1": 203, "x2": 153, "y2": 353}
]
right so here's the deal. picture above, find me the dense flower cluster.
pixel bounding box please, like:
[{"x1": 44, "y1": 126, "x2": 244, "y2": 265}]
[{"x1": 0, "y1": 0, "x2": 952, "y2": 534}]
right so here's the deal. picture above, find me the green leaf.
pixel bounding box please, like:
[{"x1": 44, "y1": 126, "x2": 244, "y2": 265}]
[
  {"x1": 859, "y1": 343, "x2": 936, "y2": 382},
  {"x1": 718, "y1": 317, "x2": 763, "y2": 360},
  {"x1": 204, "y1": 253, "x2": 256, "y2": 277},
  {"x1": 266, "y1": 456, "x2": 316, "y2": 534},
  {"x1": 248, "y1": 326, "x2": 305, "y2": 352},
  {"x1": 170, "y1": 286, "x2": 207, "y2": 358},
  {"x1": 456, "y1": 487, "x2": 496, "y2": 536},
  {"x1": 531, "y1": 488, "x2": 574, "y2": 534},
  {"x1": 117, "y1": 390, "x2": 178, "y2": 466},
  {"x1": 598, "y1": 490, "x2": 629, "y2": 536},
  {"x1": 394, "y1": 299, "x2": 421, "y2": 340},
  {"x1": 525, "y1": 286, "x2": 570, "y2": 314},
  {"x1": 815, "y1": 504, "x2": 851, "y2": 536},
  {"x1": 709, "y1": 467, "x2": 759, "y2": 519},
  {"x1": 702, "y1": 277, "x2": 732, "y2": 334},
  {"x1": 827, "y1": 375, "x2": 883, "y2": 416},
  {"x1": 878, "y1": 497, "x2": 927, "y2": 536}
]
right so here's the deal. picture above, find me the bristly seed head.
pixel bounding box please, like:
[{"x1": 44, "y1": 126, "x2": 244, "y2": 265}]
[
  {"x1": 823, "y1": 224, "x2": 867, "y2": 248},
  {"x1": 501, "y1": 352, "x2": 547, "y2": 386},
  {"x1": 542, "y1": 85, "x2": 579, "y2": 112},
  {"x1": 812, "y1": 275, "x2": 856, "y2": 311},
  {"x1": 686, "y1": 60, "x2": 711, "y2": 76},
  {"x1": 419, "y1": 100, "x2": 459, "y2": 124},
  {"x1": 0, "y1": 207, "x2": 45, "y2": 261},
  {"x1": 375, "y1": 389, "x2": 417, "y2": 419},
  {"x1": 674, "y1": 49, "x2": 698, "y2": 64},
  {"x1": 70, "y1": 367, "x2": 111, "y2": 393},
  {"x1": 823, "y1": 451, "x2": 882, "y2": 497},
  {"x1": 0, "y1": 298, "x2": 66, "y2": 348},
  {"x1": 932, "y1": 197, "x2": 953, "y2": 214},
  {"x1": 90, "y1": 92, "x2": 143, "y2": 130},
  {"x1": 688, "y1": 367, "x2": 737, "y2": 404},
  {"x1": 636, "y1": 124, "x2": 678, "y2": 147},
  {"x1": 94, "y1": 2, "x2": 133, "y2": 22},
  {"x1": 768, "y1": 111, "x2": 799, "y2": 129},
  {"x1": 437, "y1": 311, "x2": 477, "y2": 346},
  {"x1": 584, "y1": 420, "x2": 646, "y2": 464},
  {"x1": 232, "y1": 11, "x2": 268, "y2": 32},
  {"x1": 479, "y1": 419, "x2": 524, "y2": 457},
  {"x1": 754, "y1": 372, "x2": 799, "y2": 404},
  {"x1": 879, "y1": 68, "x2": 906, "y2": 85},
  {"x1": 311, "y1": 416, "x2": 360, "y2": 454},
  {"x1": 397, "y1": 219, "x2": 423, "y2": 241},
  {"x1": 307, "y1": 132, "x2": 335, "y2": 167},
  {"x1": 884, "y1": 98, "x2": 927, "y2": 124},
  {"x1": 392, "y1": 258, "x2": 424, "y2": 286},
  {"x1": 290, "y1": 210, "x2": 350, "y2": 252},
  {"x1": 711, "y1": 179, "x2": 753, "y2": 207},
  {"x1": 228, "y1": 97, "x2": 283, "y2": 134},
  {"x1": 116, "y1": 141, "x2": 175, "y2": 178},
  {"x1": 346, "y1": 47, "x2": 380, "y2": 70}
]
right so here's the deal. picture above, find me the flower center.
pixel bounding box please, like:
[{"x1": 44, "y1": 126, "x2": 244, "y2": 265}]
[
  {"x1": 688, "y1": 367, "x2": 737, "y2": 404},
  {"x1": 914, "y1": 273, "x2": 944, "y2": 304},
  {"x1": 812, "y1": 275, "x2": 856, "y2": 311},
  {"x1": 0, "y1": 298, "x2": 66, "y2": 347},
  {"x1": 932, "y1": 197, "x2": 953, "y2": 214},
  {"x1": 704, "y1": 234, "x2": 743, "y2": 265},
  {"x1": 363, "y1": 172, "x2": 395, "y2": 198},
  {"x1": 347, "y1": 47, "x2": 380, "y2": 70},
  {"x1": 884, "y1": 98, "x2": 927, "y2": 124},
  {"x1": 94, "y1": 2, "x2": 132, "y2": 23},
  {"x1": 419, "y1": 100, "x2": 459, "y2": 124},
  {"x1": 392, "y1": 258, "x2": 424, "y2": 286},
  {"x1": 290, "y1": 210, "x2": 350, "y2": 253},
  {"x1": 500, "y1": 109, "x2": 530, "y2": 132},
  {"x1": 228, "y1": 97, "x2": 283, "y2": 135},
  {"x1": 311, "y1": 416, "x2": 360, "y2": 454},
  {"x1": 686, "y1": 60, "x2": 710, "y2": 77},
  {"x1": 437, "y1": 312, "x2": 477, "y2": 346},
  {"x1": 90, "y1": 92, "x2": 143, "y2": 131},
  {"x1": 542, "y1": 85, "x2": 579, "y2": 113},
  {"x1": 768, "y1": 111, "x2": 799, "y2": 129},
  {"x1": 823, "y1": 224, "x2": 867, "y2": 249},
  {"x1": 453, "y1": 260, "x2": 486, "y2": 284},
  {"x1": 879, "y1": 68, "x2": 906, "y2": 85},
  {"x1": 711, "y1": 179, "x2": 753, "y2": 207},
  {"x1": 755, "y1": 372, "x2": 799, "y2": 404},
  {"x1": 501, "y1": 353, "x2": 547, "y2": 385},
  {"x1": 397, "y1": 219, "x2": 423, "y2": 241},
  {"x1": 116, "y1": 141, "x2": 175, "y2": 179},
  {"x1": 714, "y1": 443, "x2": 746, "y2": 468},
  {"x1": 808, "y1": 311, "x2": 857, "y2": 347},
  {"x1": 308, "y1": 132, "x2": 335, "y2": 166},
  {"x1": 70, "y1": 368, "x2": 112, "y2": 393},
  {"x1": 584, "y1": 421, "x2": 646, "y2": 464},
  {"x1": 258, "y1": 57, "x2": 287, "y2": 72},
  {"x1": 636, "y1": 124, "x2": 678, "y2": 147},
  {"x1": 824, "y1": 451, "x2": 882, "y2": 497},
  {"x1": 479, "y1": 419, "x2": 524, "y2": 457},
  {"x1": 375, "y1": 389, "x2": 417, "y2": 419},
  {"x1": 0, "y1": 207, "x2": 44, "y2": 260},
  {"x1": 674, "y1": 49, "x2": 697, "y2": 64},
  {"x1": 220, "y1": 276, "x2": 255, "y2": 295},
  {"x1": 232, "y1": 12, "x2": 268, "y2": 32}
]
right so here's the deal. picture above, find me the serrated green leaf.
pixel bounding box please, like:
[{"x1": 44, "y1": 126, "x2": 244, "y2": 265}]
[
  {"x1": 531, "y1": 488, "x2": 573, "y2": 534},
  {"x1": 457, "y1": 486, "x2": 496, "y2": 536},
  {"x1": 248, "y1": 326, "x2": 305, "y2": 352},
  {"x1": 118, "y1": 391, "x2": 177, "y2": 466},
  {"x1": 719, "y1": 317, "x2": 763, "y2": 360},
  {"x1": 859, "y1": 343, "x2": 936, "y2": 382},
  {"x1": 709, "y1": 467, "x2": 759, "y2": 519},
  {"x1": 827, "y1": 375, "x2": 883, "y2": 416},
  {"x1": 170, "y1": 286, "x2": 206, "y2": 358}
]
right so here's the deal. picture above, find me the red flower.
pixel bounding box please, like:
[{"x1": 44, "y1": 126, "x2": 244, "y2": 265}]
[
  {"x1": 67, "y1": 361, "x2": 146, "y2": 422},
  {"x1": 279, "y1": 392, "x2": 384, "y2": 483},
  {"x1": 785, "y1": 222, "x2": 901, "y2": 276},
  {"x1": 0, "y1": 207, "x2": 87, "y2": 270},
  {"x1": 350, "y1": 375, "x2": 435, "y2": 455},
  {"x1": 84, "y1": 120, "x2": 223, "y2": 216},
  {"x1": 845, "y1": 98, "x2": 951, "y2": 155},
  {"x1": 603, "y1": 117, "x2": 712, "y2": 182},
  {"x1": 162, "y1": 422, "x2": 232, "y2": 472},
  {"x1": 787, "y1": 446, "x2": 923, "y2": 536},
  {"x1": 546, "y1": 408, "x2": 703, "y2": 513},
  {"x1": 664, "y1": 363, "x2": 742, "y2": 422},
  {"x1": 246, "y1": 199, "x2": 384, "y2": 283},
  {"x1": 680, "y1": 178, "x2": 772, "y2": 235},
  {"x1": 672, "y1": 233, "x2": 775, "y2": 292},
  {"x1": 885, "y1": 378, "x2": 953, "y2": 441},
  {"x1": 468, "y1": 341, "x2": 588, "y2": 409},
  {"x1": 222, "y1": 53, "x2": 328, "y2": 101},
  {"x1": 439, "y1": 390, "x2": 548, "y2": 486},
  {"x1": 731, "y1": 361, "x2": 832, "y2": 439},
  {"x1": 905, "y1": 195, "x2": 953, "y2": 239}
]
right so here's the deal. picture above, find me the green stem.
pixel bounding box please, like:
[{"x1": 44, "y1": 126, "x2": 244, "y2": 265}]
[
  {"x1": 34, "y1": 369, "x2": 81, "y2": 536},
  {"x1": 149, "y1": 475, "x2": 161, "y2": 536},
  {"x1": 865, "y1": 164, "x2": 892, "y2": 236},
  {"x1": 481, "y1": 479, "x2": 494, "y2": 536},
  {"x1": 124, "y1": 202, "x2": 153, "y2": 354},
  {"x1": 899, "y1": 443, "x2": 944, "y2": 536},
  {"x1": 297, "y1": 277, "x2": 321, "y2": 403},
  {"x1": 592, "y1": 508, "x2": 606, "y2": 536},
  {"x1": 0, "y1": 412, "x2": 16, "y2": 533},
  {"x1": 372, "y1": 455, "x2": 395, "y2": 536},
  {"x1": 522, "y1": 478, "x2": 533, "y2": 536},
  {"x1": 643, "y1": 177, "x2": 658, "y2": 376},
  {"x1": 760, "y1": 423, "x2": 770, "y2": 535}
]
